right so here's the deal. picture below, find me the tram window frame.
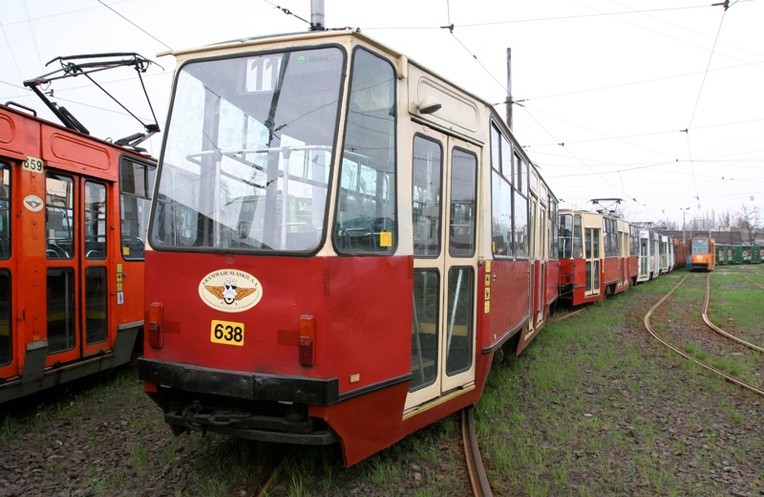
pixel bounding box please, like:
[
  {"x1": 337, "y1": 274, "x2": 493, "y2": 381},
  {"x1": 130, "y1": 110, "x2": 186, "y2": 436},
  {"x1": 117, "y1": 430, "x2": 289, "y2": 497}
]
[
  {"x1": 449, "y1": 147, "x2": 477, "y2": 258},
  {"x1": 513, "y1": 189, "x2": 529, "y2": 259},
  {"x1": 334, "y1": 46, "x2": 397, "y2": 256},
  {"x1": 120, "y1": 158, "x2": 155, "y2": 260},
  {"x1": 572, "y1": 214, "x2": 583, "y2": 259},
  {"x1": 412, "y1": 134, "x2": 443, "y2": 258},
  {"x1": 411, "y1": 268, "x2": 440, "y2": 392},
  {"x1": 490, "y1": 125, "x2": 501, "y2": 172},
  {"x1": 84, "y1": 181, "x2": 107, "y2": 260},
  {"x1": 549, "y1": 198, "x2": 559, "y2": 261},
  {"x1": 491, "y1": 171, "x2": 512, "y2": 258},
  {"x1": 0, "y1": 162, "x2": 10, "y2": 260},
  {"x1": 46, "y1": 173, "x2": 75, "y2": 260},
  {"x1": 489, "y1": 122, "x2": 515, "y2": 259},
  {"x1": 150, "y1": 45, "x2": 344, "y2": 254}
]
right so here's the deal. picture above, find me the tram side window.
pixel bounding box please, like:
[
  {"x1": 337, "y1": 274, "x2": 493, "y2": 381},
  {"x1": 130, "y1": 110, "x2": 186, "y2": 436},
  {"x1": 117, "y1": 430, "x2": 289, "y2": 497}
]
[
  {"x1": 46, "y1": 174, "x2": 74, "y2": 260},
  {"x1": 120, "y1": 158, "x2": 155, "y2": 260},
  {"x1": 335, "y1": 48, "x2": 397, "y2": 254},
  {"x1": 549, "y1": 198, "x2": 559, "y2": 261},
  {"x1": 450, "y1": 149, "x2": 477, "y2": 258},
  {"x1": 631, "y1": 226, "x2": 639, "y2": 256},
  {"x1": 0, "y1": 163, "x2": 9, "y2": 260},
  {"x1": 573, "y1": 214, "x2": 583, "y2": 258},
  {"x1": 491, "y1": 171, "x2": 512, "y2": 257},
  {"x1": 559, "y1": 214, "x2": 572, "y2": 259},
  {"x1": 604, "y1": 218, "x2": 618, "y2": 257},
  {"x1": 84, "y1": 182, "x2": 106, "y2": 260},
  {"x1": 490, "y1": 125, "x2": 500, "y2": 170},
  {"x1": 490, "y1": 127, "x2": 515, "y2": 258},
  {"x1": 412, "y1": 135, "x2": 442, "y2": 257},
  {"x1": 513, "y1": 190, "x2": 528, "y2": 258}
]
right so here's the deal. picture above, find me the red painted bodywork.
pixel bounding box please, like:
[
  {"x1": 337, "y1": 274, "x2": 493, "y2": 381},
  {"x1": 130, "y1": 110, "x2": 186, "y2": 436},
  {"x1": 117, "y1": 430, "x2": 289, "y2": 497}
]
[
  {"x1": 485, "y1": 259, "x2": 529, "y2": 348},
  {"x1": 602, "y1": 256, "x2": 619, "y2": 294},
  {"x1": 628, "y1": 255, "x2": 639, "y2": 284},
  {"x1": 143, "y1": 250, "x2": 533, "y2": 465},
  {"x1": 545, "y1": 260, "x2": 560, "y2": 310},
  {"x1": 143, "y1": 251, "x2": 413, "y2": 392}
]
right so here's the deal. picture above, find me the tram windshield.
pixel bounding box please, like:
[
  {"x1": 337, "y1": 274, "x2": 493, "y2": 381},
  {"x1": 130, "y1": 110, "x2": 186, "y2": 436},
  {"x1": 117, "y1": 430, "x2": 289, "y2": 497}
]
[
  {"x1": 691, "y1": 238, "x2": 709, "y2": 254},
  {"x1": 150, "y1": 47, "x2": 345, "y2": 252}
]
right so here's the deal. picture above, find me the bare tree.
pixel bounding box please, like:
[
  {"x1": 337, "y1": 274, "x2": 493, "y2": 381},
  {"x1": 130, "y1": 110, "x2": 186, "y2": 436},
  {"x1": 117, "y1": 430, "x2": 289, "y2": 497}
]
[{"x1": 734, "y1": 204, "x2": 760, "y2": 244}]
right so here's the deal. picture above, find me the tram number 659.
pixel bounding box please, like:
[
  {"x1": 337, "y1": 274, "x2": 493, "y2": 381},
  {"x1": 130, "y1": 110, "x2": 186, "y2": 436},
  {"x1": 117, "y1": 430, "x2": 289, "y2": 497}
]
[{"x1": 210, "y1": 320, "x2": 245, "y2": 346}]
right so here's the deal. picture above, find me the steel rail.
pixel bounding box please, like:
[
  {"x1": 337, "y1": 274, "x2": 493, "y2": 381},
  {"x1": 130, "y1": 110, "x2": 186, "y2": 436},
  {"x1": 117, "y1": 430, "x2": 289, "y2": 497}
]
[
  {"x1": 643, "y1": 274, "x2": 764, "y2": 398},
  {"x1": 462, "y1": 406, "x2": 493, "y2": 497},
  {"x1": 702, "y1": 274, "x2": 764, "y2": 354},
  {"x1": 549, "y1": 307, "x2": 587, "y2": 323}
]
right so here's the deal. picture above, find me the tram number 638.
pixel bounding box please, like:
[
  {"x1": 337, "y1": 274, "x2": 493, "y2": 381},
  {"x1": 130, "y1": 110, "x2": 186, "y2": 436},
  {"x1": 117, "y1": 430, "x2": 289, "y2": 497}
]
[{"x1": 210, "y1": 320, "x2": 245, "y2": 346}]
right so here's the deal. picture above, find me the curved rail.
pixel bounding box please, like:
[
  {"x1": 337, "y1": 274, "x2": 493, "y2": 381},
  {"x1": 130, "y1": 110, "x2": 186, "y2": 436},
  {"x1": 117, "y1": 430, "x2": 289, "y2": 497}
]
[
  {"x1": 740, "y1": 273, "x2": 764, "y2": 291},
  {"x1": 702, "y1": 274, "x2": 764, "y2": 353},
  {"x1": 643, "y1": 274, "x2": 764, "y2": 397},
  {"x1": 549, "y1": 307, "x2": 587, "y2": 323},
  {"x1": 462, "y1": 407, "x2": 493, "y2": 497}
]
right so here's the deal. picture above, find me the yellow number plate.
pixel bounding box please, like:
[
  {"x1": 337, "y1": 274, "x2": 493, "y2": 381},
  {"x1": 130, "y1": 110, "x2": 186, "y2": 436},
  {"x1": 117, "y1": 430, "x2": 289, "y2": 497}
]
[{"x1": 210, "y1": 320, "x2": 245, "y2": 346}]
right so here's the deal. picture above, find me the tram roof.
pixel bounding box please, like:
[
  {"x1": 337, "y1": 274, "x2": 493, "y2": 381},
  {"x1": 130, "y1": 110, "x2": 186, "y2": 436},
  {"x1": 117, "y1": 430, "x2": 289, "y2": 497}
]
[{"x1": 160, "y1": 28, "x2": 490, "y2": 114}]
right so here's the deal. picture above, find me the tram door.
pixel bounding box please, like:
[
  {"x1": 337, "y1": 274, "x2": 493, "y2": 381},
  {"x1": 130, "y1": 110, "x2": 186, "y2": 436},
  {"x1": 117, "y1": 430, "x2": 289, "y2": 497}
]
[
  {"x1": 408, "y1": 129, "x2": 478, "y2": 409},
  {"x1": 584, "y1": 227, "x2": 601, "y2": 297},
  {"x1": 0, "y1": 163, "x2": 10, "y2": 376},
  {"x1": 45, "y1": 172, "x2": 111, "y2": 367}
]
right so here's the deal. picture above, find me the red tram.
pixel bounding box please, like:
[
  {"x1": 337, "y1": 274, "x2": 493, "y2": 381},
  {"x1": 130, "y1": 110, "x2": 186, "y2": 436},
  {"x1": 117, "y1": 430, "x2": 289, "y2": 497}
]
[
  {"x1": 558, "y1": 207, "x2": 629, "y2": 306},
  {"x1": 138, "y1": 29, "x2": 558, "y2": 466},
  {"x1": 0, "y1": 103, "x2": 155, "y2": 403}
]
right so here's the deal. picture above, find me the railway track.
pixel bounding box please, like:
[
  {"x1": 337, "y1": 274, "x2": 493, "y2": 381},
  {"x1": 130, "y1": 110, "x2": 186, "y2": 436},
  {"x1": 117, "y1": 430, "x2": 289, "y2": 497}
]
[
  {"x1": 702, "y1": 274, "x2": 764, "y2": 354},
  {"x1": 643, "y1": 273, "x2": 764, "y2": 398},
  {"x1": 461, "y1": 406, "x2": 493, "y2": 497},
  {"x1": 548, "y1": 307, "x2": 587, "y2": 323}
]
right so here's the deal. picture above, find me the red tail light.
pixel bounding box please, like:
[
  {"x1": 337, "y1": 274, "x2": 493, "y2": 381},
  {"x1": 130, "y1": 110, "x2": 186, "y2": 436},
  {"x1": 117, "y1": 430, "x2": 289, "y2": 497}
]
[
  {"x1": 299, "y1": 314, "x2": 316, "y2": 367},
  {"x1": 147, "y1": 302, "x2": 164, "y2": 349}
]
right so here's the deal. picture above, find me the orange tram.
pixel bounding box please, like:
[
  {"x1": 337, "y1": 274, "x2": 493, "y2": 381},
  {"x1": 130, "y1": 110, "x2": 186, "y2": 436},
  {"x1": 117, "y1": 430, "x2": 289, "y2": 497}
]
[
  {"x1": 689, "y1": 236, "x2": 716, "y2": 271},
  {"x1": 0, "y1": 95, "x2": 155, "y2": 403},
  {"x1": 138, "y1": 29, "x2": 560, "y2": 466}
]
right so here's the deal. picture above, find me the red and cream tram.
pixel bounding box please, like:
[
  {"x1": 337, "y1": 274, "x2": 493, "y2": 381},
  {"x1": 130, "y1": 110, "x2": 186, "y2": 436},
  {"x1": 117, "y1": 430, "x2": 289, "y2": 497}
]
[
  {"x1": 138, "y1": 29, "x2": 558, "y2": 466},
  {"x1": 0, "y1": 102, "x2": 155, "y2": 403},
  {"x1": 558, "y1": 208, "x2": 629, "y2": 306}
]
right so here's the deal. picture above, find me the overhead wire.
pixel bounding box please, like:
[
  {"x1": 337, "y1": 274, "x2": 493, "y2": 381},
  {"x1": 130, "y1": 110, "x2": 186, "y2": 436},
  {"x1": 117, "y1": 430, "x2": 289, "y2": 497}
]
[
  {"x1": 96, "y1": 0, "x2": 172, "y2": 51},
  {"x1": 683, "y1": 3, "x2": 731, "y2": 209}
]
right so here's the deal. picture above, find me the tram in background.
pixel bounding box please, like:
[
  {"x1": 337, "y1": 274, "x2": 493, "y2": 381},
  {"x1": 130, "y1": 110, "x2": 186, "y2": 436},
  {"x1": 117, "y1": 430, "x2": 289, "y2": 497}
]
[
  {"x1": 558, "y1": 201, "x2": 630, "y2": 306},
  {"x1": 0, "y1": 54, "x2": 158, "y2": 403},
  {"x1": 688, "y1": 236, "x2": 716, "y2": 271},
  {"x1": 138, "y1": 28, "x2": 559, "y2": 466}
]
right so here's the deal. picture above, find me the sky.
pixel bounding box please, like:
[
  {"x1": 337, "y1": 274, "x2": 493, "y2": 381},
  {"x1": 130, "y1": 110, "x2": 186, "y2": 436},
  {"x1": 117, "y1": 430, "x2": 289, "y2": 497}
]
[{"x1": 1, "y1": 0, "x2": 762, "y2": 228}]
